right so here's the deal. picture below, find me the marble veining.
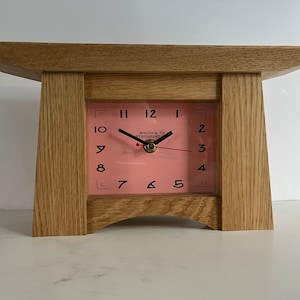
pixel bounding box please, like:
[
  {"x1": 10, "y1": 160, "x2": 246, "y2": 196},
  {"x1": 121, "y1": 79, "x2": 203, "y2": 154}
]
[{"x1": 1, "y1": 204, "x2": 300, "y2": 300}]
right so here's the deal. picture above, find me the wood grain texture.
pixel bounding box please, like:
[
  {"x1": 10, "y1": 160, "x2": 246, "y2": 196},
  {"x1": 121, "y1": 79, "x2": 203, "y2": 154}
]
[
  {"x1": 87, "y1": 195, "x2": 221, "y2": 233},
  {"x1": 1, "y1": 42, "x2": 300, "y2": 81},
  {"x1": 221, "y1": 74, "x2": 273, "y2": 230},
  {"x1": 32, "y1": 73, "x2": 87, "y2": 236},
  {"x1": 85, "y1": 73, "x2": 220, "y2": 100}
]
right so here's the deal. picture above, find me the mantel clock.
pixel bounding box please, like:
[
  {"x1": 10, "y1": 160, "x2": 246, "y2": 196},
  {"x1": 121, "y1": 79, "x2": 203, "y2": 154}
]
[{"x1": 1, "y1": 42, "x2": 300, "y2": 236}]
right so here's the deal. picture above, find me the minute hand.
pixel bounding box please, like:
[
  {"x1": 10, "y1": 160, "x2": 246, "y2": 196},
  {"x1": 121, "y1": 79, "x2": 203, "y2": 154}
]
[
  {"x1": 154, "y1": 131, "x2": 173, "y2": 145},
  {"x1": 118, "y1": 128, "x2": 147, "y2": 145}
]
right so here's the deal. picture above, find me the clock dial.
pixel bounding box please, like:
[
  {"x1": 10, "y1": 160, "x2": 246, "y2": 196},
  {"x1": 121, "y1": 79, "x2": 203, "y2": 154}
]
[{"x1": 87, "y1": 101, "x2": 217, "y2": 195}]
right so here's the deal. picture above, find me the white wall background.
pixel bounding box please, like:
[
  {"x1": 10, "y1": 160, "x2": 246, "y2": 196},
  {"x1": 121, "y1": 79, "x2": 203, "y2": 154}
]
[{"x1": 0, "y1": 0, "x2": 300, "y2": 209}]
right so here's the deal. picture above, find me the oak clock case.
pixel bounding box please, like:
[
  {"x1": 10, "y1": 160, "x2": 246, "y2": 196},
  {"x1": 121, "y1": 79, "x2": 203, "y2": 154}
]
[
  {"x1": 4, "y1": 42, "x2": 297, "y2": 236},
  {"x1": 86, "y1": 100, "x2": 217, "y2": 196}
]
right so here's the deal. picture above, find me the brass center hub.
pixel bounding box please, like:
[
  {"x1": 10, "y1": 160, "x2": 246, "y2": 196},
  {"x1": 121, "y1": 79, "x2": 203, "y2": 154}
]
[{"x1": 144, "y1": 139, "x2": 157, "y2": 153}]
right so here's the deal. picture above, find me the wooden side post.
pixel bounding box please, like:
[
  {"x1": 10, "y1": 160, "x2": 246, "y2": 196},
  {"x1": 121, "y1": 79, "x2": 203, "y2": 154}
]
[
  {"x1": 33, "y1": 73, "x2": 87, "y2": 236},
  {"x1": 221, "y1": 73, "x2": 273, "y2": 230}
]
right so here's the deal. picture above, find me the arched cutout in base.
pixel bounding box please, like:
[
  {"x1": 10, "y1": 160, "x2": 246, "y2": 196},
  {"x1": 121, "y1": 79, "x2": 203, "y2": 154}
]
[
  {"x1": 99, "y1": 215, "x2": 210, "y2": 231},
  {"x1": 87, "y1": 194, "x2": 221, "y2": 234}
]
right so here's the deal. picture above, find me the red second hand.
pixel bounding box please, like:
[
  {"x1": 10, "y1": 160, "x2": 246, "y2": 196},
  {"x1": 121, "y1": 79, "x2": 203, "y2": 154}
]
[{"x1": 136, "y1": 143, "x2": 192, "y2": 152}]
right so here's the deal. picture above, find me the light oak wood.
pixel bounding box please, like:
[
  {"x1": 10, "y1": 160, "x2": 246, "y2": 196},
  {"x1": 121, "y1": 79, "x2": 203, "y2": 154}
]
[
  {"x1": 32, "y1": 73, "x2": 87, "y2": 236},
  {"x1": 1, "y1": 42, "x2": 300, "y2": 81},
  {"x1": 221, "y1": 73, "x2": 273, "y2": 230},
  {"x1": 85, "y1": 73, "x2": 220, "y2": 100},
  {"x1": 1, "y1": 42, "x2": 296, "y2": 235},
  {"x1": 87, "y1": 195, "x2": 221, "y2": 233}
]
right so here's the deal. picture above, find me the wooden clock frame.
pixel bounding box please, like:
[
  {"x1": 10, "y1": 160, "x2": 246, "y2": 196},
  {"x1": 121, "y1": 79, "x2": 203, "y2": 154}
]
[{"x1": 1, "y1": 42, "x2": 300, "y2": 236}]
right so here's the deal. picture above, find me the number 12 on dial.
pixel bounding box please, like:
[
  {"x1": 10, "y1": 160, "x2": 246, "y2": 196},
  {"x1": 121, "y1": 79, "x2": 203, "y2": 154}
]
[{"x1": 87, "y1": 101, "x2": 217, "y2": 195}]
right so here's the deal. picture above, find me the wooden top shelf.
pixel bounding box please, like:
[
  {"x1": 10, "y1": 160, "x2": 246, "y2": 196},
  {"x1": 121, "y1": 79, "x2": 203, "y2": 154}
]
[{"x1": 1, "y1": 42, "x2": 300, "y2": 81}]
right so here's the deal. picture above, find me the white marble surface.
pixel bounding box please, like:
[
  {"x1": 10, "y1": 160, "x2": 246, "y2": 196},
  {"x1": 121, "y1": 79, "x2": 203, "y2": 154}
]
[{"x1": 1, "y1": 201, "x2": 300, "y2": 300}]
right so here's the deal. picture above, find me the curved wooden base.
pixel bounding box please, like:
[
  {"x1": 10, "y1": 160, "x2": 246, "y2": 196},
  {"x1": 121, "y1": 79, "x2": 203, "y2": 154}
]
[{"x1": 87, "y1": 194, "x2": 221, "y2": 233}]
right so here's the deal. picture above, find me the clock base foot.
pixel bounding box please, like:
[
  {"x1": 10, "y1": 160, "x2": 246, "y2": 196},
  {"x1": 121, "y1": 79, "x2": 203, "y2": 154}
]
[{"x1": 87, "y1": 194, "x2": 221, "y2": 233}]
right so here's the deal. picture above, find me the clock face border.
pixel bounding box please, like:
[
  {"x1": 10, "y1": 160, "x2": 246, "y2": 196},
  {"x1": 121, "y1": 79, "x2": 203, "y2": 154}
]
[
  {"x1": 83, "y1": 73, "x2": 222, "y2": 232},
  {"x1": 86, "y1": 99, "x2": 218, "y2": 197}
]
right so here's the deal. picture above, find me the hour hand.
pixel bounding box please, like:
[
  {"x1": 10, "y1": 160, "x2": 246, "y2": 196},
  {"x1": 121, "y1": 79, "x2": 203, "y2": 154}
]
[
  {"x1": 118, "y1": 128, "x2": 147, "y2": 145},
  {"x1": 154, "y1": 131, "x2": 173, "y2": 145}
]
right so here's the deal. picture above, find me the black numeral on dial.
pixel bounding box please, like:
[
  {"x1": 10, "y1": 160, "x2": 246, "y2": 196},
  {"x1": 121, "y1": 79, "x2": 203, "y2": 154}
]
[
  {"x1": 173, "y1": 179, "x2": 184, "y2": 188},
  {"x1": 96, "y1": 164, "x2": 106, "y2": 172},
  {"x1": 198, "y1": 144, "x2": 206, "y2": 152},
  {"x1": 96, "y1": 145, "x2": 105, "y2": 153},
  {"x1": 147, "y1": 180, "x2": 156, "y2": 188},
  {"x1": 198, "y1": 164, "x2": 206, "y2": 171},
  {"x1": 145, "y1": 109, "x2": 157, "y2": 118},
  {"x1": 94, "y1": 126, "x2": 107, "y2": 133},
  {"x1": 118, "y1": 180, "x2": 128, "y2": 189},
  {"x1": 120, "y1": 110, "x2": 128, "y2": 118},
  {"x1": 199, "y1": 124, "x2": 205, "y2": 132}
]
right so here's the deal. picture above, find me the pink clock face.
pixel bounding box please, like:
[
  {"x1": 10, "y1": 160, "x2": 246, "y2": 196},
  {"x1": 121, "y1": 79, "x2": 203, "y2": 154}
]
[{"x1": 86, "y1": 101, "x2": 217, "y2": 195}]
